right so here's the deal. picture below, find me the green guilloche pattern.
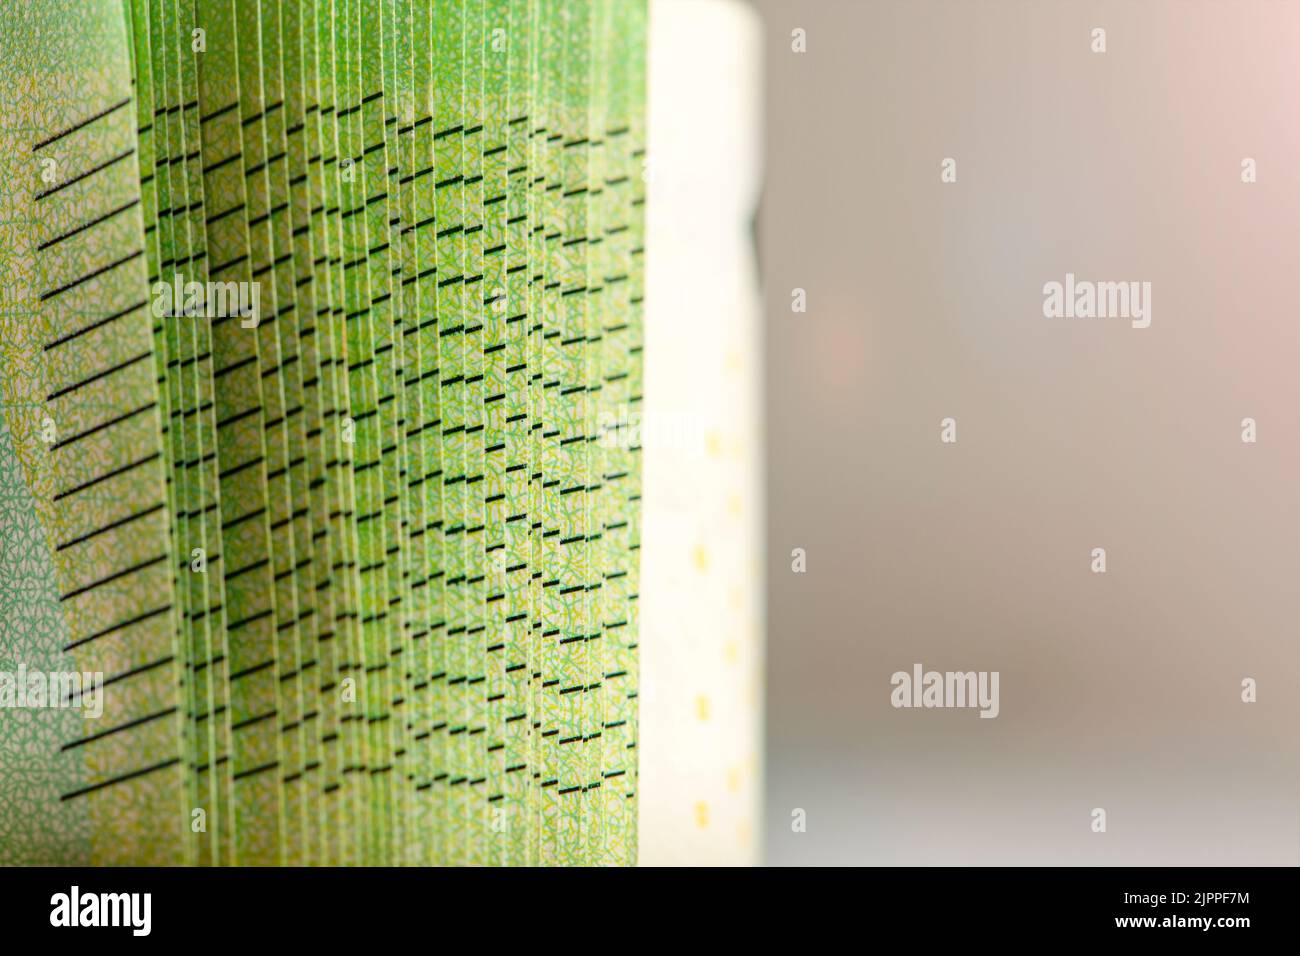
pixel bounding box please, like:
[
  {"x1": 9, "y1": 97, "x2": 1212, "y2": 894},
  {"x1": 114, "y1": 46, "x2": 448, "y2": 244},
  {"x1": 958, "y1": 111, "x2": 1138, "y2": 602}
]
[{"x1": 0, "y1": 0, "x2": 645, "y2": 866}]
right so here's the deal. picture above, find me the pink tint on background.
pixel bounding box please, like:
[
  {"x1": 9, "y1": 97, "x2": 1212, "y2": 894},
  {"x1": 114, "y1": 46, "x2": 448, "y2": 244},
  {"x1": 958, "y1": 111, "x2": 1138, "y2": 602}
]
[{"x1": 755, "y1": 0, "x2": 1300, "y2": 865}]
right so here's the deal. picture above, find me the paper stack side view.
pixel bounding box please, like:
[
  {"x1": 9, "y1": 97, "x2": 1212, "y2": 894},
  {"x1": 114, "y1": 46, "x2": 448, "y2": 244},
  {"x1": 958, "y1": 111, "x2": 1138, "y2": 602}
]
[{"x1": 0, "y1": 0, "x2": 646, "y2": 866}]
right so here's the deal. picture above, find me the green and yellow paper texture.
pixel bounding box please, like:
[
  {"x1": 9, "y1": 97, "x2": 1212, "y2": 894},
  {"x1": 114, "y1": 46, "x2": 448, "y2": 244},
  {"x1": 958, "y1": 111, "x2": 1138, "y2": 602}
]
[{"x1": 0, "y1": 0, "x2": 645, "y2": 866}]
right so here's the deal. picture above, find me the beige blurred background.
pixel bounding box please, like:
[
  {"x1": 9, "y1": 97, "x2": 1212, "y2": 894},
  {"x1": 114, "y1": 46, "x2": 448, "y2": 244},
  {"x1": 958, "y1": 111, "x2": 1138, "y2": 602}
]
[{"x1": 753, "y1": 0, "x2": 1300, "y2": 865}]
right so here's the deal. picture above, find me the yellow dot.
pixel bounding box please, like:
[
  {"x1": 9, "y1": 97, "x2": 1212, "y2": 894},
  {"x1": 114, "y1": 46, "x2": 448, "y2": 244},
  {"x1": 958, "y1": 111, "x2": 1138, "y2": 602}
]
[
  {"x1": 706, "y1": 430, "x2": 723, "y2": 457},
  {"x1": 692, "y1": 543, "x2": 709, "y2": 573},
  {"x1": 728, "y1": 586, "x2": 743, "y2": 611},
  {"x1": 695, "y1": 801, "x2": 710, "y2": 828},
  {"x1": 726, "y1": 766, "x2": 742, "y2": 793},
  {"x1": 695, "y1": 695, "x2": 710, "y2": 721},
  {"x1": 737, "y1": 820, "x2": 751, "y2": 847},
  {"x1": 727, "y1": 492, "x2": 743, "y2": 518},
  {"x1": 724, "y1": 640, "x2": 739, "y2": 664}
]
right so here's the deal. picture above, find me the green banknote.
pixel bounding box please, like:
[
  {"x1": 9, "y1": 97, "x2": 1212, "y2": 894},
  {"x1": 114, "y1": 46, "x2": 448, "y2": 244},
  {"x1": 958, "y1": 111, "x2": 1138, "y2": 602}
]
[{"x1": 0, "y1": 0, "x2": 645, "y2": 867}]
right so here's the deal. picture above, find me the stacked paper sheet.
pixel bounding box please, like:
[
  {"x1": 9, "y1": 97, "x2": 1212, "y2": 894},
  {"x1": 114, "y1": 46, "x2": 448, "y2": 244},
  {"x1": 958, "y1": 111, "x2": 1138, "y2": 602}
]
[{"x1": 0, "y1": 0, "x2": 646, "y2": 866}]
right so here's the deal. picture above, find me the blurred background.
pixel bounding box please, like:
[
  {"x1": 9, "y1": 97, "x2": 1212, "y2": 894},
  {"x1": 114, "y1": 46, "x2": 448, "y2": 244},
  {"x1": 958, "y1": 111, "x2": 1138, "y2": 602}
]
[{"x1": 752, "y1": 0, "x2": 1300, "y2": 865}]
